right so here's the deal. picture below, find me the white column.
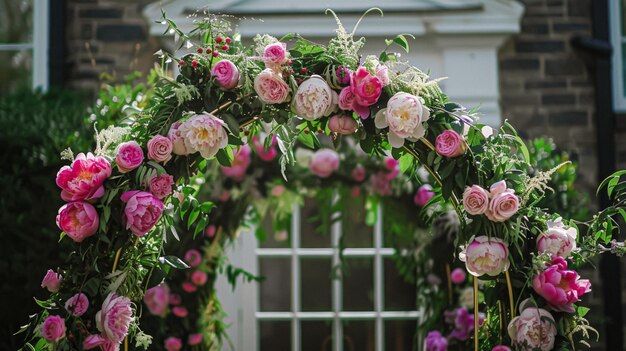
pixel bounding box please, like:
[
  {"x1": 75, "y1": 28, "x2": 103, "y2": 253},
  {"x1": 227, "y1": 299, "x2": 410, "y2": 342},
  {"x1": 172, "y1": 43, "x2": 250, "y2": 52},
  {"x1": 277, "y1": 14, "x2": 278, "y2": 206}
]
[{"x1": 32, "y1": 0, "x2": 49, "y2": 91}]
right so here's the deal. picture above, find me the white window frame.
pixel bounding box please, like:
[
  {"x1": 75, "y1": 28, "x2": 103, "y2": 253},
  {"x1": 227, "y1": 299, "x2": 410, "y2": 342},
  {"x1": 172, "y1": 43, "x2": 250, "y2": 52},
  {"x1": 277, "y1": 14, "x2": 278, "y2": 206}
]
[
  {"x1": 610, "y1": 0, "x2": 626, "y2": 112},
  {"x1": 0, "y1": 0, "x2": 48, "y2": 90},
  {"x1": 218, "y1": 203, "x2": 422, "y2": 351}
]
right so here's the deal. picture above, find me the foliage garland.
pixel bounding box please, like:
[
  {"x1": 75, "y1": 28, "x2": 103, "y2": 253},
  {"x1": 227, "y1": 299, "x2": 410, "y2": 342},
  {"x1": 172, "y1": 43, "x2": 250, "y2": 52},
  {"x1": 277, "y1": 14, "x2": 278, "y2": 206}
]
[{"x1": 18, "y1": 9, "x2": 626, "y2": 351}]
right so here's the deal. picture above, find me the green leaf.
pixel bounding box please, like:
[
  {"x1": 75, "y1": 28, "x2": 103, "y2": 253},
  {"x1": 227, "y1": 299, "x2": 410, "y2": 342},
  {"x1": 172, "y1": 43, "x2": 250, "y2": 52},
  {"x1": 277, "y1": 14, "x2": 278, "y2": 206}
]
[
  {"x1": 188, "y1": 207, "x2": 200, "y2": 229},
  {"x1": 398, "y1": 152, "x2": 414, "y2": 174},
  {"x1": 393, "y1": 34, "x2": 412, "y2": 53},
  {"x1": 147, "y1": 161, "x2": 167, "y2": 175},
  {"x1": 577, "y1": 306, "x2": 590, "y2": 317},
  {"x1": 216, "y1": 148, "x2": 234, "y2": 166},
  {"x1": 159, "y1": 256, "x2": 190, "y2": 269},
  {"x1": 193, "y1": 215, "x2": 209, "y2": 239}
]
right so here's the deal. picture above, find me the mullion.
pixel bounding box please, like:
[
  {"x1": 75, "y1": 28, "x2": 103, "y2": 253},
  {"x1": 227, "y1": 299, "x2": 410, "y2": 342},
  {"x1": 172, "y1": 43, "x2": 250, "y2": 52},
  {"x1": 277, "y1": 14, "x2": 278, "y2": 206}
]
[
  {"x1": 332, "y1": 205, "x2": 343, "y2": 351},
  {"x1": 292, "y1": 202, "x2": 301, "y2": 351},
  {"x1": 374, "y1": 205, "x2": 384, "y2": 350}
]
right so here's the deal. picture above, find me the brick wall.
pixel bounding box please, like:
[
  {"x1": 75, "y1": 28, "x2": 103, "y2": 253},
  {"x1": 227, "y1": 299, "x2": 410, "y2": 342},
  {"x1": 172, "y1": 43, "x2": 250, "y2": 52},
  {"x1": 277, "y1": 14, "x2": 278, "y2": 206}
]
[{"x1": 65, "y1": 0, "x2": 160, "y2": 92}]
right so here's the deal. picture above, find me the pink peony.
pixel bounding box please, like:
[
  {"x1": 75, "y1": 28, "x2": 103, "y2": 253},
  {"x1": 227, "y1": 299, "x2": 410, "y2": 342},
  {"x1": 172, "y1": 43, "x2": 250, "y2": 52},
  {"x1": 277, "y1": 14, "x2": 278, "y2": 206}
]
[
  {"x1": 169, "y1": 293, "x2": 181, "y2": 305},
  {"x1": 65, "y1": 292, "x2": 89, "y2": 316},
  {"x1": 144, "y1": 283, "x2": 170, "y2": 317},
  {"x1": 309, "y1": 149, "x2": 340, "y2": 178},
  {"x1": 508, "y1": 299, "x2": 557, "y2": 351},
  {"x1": 338, "y1": 86, "x2": 357, "y2": 111},
  {"x1": 335, "y1": 66, "x2": 351, "y2": 86},
  {"x1": 41, "y1": 269, "x2": 62, "y2": 293},
  {"x1": 252, "y1": 135, "x2": 277, "y2": 161},
  {"x1": 351, "y1": 165, "x2": 366, "y2": 182},
  {"x1": 374, "y1": 62, "x2": 390, "y2": 86},
  {"x1": 184, "y1": 249, "x2": 202, "y2": 268},
  {"x1": 121, "y1": 191, "x2": 164, "y2": 237},
  {"x1": 446, "y1": 307, "x2": 485, "y2": 341},
  {"x1": 56, "y1": 152, "x2": 112, "y2": 202},
  {"x1": 168, "y1": 121, "x2": 190, "y2": 155},
  {"x1": 384, "y1": 157, "x2": 400, "y2": 180},
  {"x1": 56, "y1": 201, "x2": 99, "y2": 243},
  {"x1": 147, "y1": 135, "x2": 173, "y2": 163},
  {"x1": 115, "y1": 141, "x2": 144, "y2": 173},
  {"x1": 83, "y1": 334, "x2": 106, "y2": 350},
  {"x1": 220, "y1": 144, "x2": 251, "y2": 181},
  {"x1": 178, "y1": 114, "x2": 229, "y2": 159},
  {"x1": 211, "y1": 59, "x2": 240, "y2": 90},
  {"x1": 95, "y1": 292, "x2": 133, "y2": 344},
  {"x1": 537, "y1": 218, "x2": 577, "y2": 258},
  {"x1": 41, "y1": 315, "x2": 65, "y2": 342},
  {"x1": 328, "y1": 114, "x2": 358, "y2": 135},
  {"x1": 263, "y1": 42, "x2": 289, "y2": 70},
  {"x1": 414, "y1": 184, "x2": 434, "y2": 207},
  {"x1": 182, "y1": 282, "x2": 197, "y2": 294},
  {"x1": 351, "y1": 67, "x2": 382, "y2": 116},
  {"x1": 460, "y1": 236, "x2": 509, "y2": 277},
  {"x1": 450, "y1": 268, "x2": 466, "y2": 285},
  {"x1": 374, "y1": 92, "x2": 430, "y2": 147},
  {"x1": 370, "y1": 171, "x2": 392, "y2": 196},
  {"x1": 532, "y1": 257, "x2": 591, "y2": 312},
  {"x1": 172, "y1": 306, "x2": 188, "y2": 318},
  {"x1": 424, "y1": 331, "x2": 447, "y2": 351},
  {"x1": 254, "y1": 69, "x2": 291, "y2": 104},
  {"x1": 492, "y1": 347, "x2": 511, "y2": 351},
  {"x1": 486, "y1": 189, "x2": 519, "y2": 222},
  {"x1": 188, "y1": 333, "x2": 203, "y2": 346},
  {"x1": 149, "y1": 174, "x2": 174, "y2": 199},
  {"x1": 164, "y1": 337, "x2": 182, "y2": 351},
  {"x1": 191, "y1": 271, "x2": 208, "y2": 286},
  {"x1": 435, "y1": 130, "x2": 466, "y2": 158},
  {"x1": 462, "y1": 185, "x2": 489, "y2": 215},
  {"x1": 292, "y1": 75, "x2": 337, "y2": 120}
]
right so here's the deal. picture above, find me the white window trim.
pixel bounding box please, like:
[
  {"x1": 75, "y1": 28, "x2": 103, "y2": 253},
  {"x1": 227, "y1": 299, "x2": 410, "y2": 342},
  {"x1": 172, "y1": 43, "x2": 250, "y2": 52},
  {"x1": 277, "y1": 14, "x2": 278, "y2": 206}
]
[{"x1": 610, "y1": 0, "x2": 626, "y2": 112}]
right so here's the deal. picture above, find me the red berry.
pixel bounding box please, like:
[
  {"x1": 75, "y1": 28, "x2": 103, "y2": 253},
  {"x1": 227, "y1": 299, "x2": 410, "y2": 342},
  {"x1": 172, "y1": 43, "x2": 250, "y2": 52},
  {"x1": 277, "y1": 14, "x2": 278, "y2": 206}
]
[
  {"x1": 244, "y1": 130, "x2": 250, "y2": 136},
  {"x1": 297, "y1": 79, "x2": 303, "y2": 84},
  {"x1": 222, "y1": 45, "x2": 229, "y2": 51},
  {"x1": 192, "y1": 60, "x2": 198, "y2": 68},
  {"x1": 197, "y1": 47, "x2": 203, "y2": 53},
  {"x1": 179, "y1": 60, "x2": 185, "y2": 66},
  {"x1": 288, "y1": 59, "x2": 293, "y2": 65},
  {"x1": 213, "y1": 52, "x2": 219, "y2": 57},
  {"x1": 304, "y1": 130, "x2": 310, "y2": 134},
  {"x1": 225, "y1": 37, "x2": 232, "y2": 43},
  {"x1": 215, "y1": 37, "x2": 223, "y2": 43},
  {"x1": 317, "y1": 129, "x2": 323, "y2": 134},
  {"x1": 206, "y1": 48, "x2": 212, "y2": 54},
  {"x1": 301, "y1": 68, "x2": 307, "y2": 73}
]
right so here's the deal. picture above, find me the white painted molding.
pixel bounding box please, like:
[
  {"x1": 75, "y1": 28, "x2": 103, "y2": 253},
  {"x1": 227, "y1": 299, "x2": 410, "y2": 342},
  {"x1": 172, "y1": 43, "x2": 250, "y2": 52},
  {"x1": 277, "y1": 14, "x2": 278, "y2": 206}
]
[{"x1": 33, "y1": 0, "x2": 49, "y2": 91}]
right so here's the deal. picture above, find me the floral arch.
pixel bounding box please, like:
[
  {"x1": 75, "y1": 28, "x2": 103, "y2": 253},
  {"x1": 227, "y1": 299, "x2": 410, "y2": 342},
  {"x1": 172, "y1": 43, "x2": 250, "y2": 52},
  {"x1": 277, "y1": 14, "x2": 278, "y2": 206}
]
[{"x1": 19, "y1": 9, "x2": 626, "y2": 351}]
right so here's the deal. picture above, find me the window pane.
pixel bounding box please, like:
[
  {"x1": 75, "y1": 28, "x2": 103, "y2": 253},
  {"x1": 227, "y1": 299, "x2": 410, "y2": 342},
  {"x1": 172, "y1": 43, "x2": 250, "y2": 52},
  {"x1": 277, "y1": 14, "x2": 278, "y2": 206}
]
[
  {"x1": 301, "y1": 320, "x2": 332, "y2": 351},
  {"x1": 342, "y1": 194, "x2": 373, "y2": 248},
  {"x1": 343, "y1": 320, "x2": 375, "y2": 351},
  {"x1": 384, "y1": 258, "x2": 417, "y2": 310},
  {"x1": 385, "y1": 320, "x2": 417, "y2": 350},
  {"x1": 622, "y1": 0, "x2": 626, "y2": 36},
  {"x1": 301, "y1": 197, "x2": 331, "y2": 248},
  {"x1": 259, "y1": 257, "x2": 291, "y2": 311},
  {"x1": 258, "y1": 213, "x2": 290, "y2": 248},
  {"x1": 622, "y1": 44, "x2": 626, "y2": 98},
  {"x1": 259, "y1": 321, "x2": 291, "y2": 350},
  {"x1": 343, "y1": 258, "x2": 374, "y2": 311},
  {"x1": 0, "y1": 0, "x2": 33, "y2": 43},
  {"x1": 0, "y1": 50, "x2": 32, "y2": 96},
  {"x1": 301, "y1": 258, "x2": 332, "y2": 311}
]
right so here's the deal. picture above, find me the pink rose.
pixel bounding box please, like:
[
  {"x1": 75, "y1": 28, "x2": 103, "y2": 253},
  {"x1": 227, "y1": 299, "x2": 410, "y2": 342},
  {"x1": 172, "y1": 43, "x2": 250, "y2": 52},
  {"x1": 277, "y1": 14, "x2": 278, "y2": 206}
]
[
  {"x1": 351, "y1": 67, "x2": 382, "y2": 107},
  {"x1": 220, "y1": 144, "x2": 251, "y2": 181},
  {"x1": 56, "y1": 201, "x2": 99, "y2": 243},
  {"x1": 188, "y1": 333, "x2": 203, "y2": 346},
  {"x1": 414, "y1": 185, "x2": 434, "y2": 207},
  {"x1": 492, "y1": 346, "x2": 511, "y2": 351},
  {"x1": 370, "y1": 171, "x2": 392, "y2": 196},
  {"x1": 384, "y1": 157, "x2": 400, "y2": 180},
  {"x1": 252, "y1": 135, "x2": 277, "y2": 161},
  {"x1": 254, "y1": 69, "x2": 291, "y2": 104},
  {"x1": 182, "y1": 282, "x2": 197, "y2": 293},
  {"x1": 435, "y1": 130, "x2": 466, "y2": 158},
  {"x1": 507, "y1": 299, "x2": 557, "y2": 351},
  {"x1": 537, "y1": 218, "x2": 577, "y2": 258},
  {"x1": 424, "y1": 331, "x2": 447, "y2": 351},
  {"x1": 450, "y1": 267, "x2": 466, "y2": 285},
  {"x1": 41, "y1": 315, "x2": 65, "y2": 342},
  {"x1": 41, "y1": 269, "x2": 62, "y2": 293},
  {"x1": 164, "y1": 337, "x2": 182, "y2": 351},
  {"x1": 532, "y1": 257, "x2": 591, "y2": 312},
  {"x1": 95, "y1": 292, "x2": 133, "y2": 344},
  {"x1": 212, "y1": 59, "x2": 240, "y2": 89},
  {"x1": 65, "y1": 292, "x2": 89, "y2": 316},
  {"x1": 338, "y1": 86, "x2": 357, "y2": 111},
  {"x1": 83, "y1": 334, "x2": 106, "y2": 349},
  {"x1": 489, "y1": 180, "x2": 507, "y2": 196},
  {"x1": 147, "y1": 135, "x2": 173, "y2": 163},
  {"x1": 192, "y1": 271, "x2": 208, "y2": 286},
  {"x1": 116, "y1": 141, "x2": 144, "y2": 173},
  {"x1": 460, "y1": 236, "x2": 509, "y2": 277},
  {"x1": 168, "y1": 121, "x2": 190, "y2": 156},
  {"x1": 149, "y1": 174, "x2": 174, "y2": 199},
  {"x1": 292, "y1": 75, "x2": 336, "y2": 120},
  {"x1": 486, "y1": 190, "x2": 519, "y2": 222},
  {"x1": 352, "y1": 165, "x2": 366, "y2": 182},
  {"x1": 374, "y1": 62, "x2": 390, "y2": 86},
  {"x1": 56, "y1": 152, "x2": 111, "y2": 202},
  {"x1": 184, "y1": 249, "x2": 202, "y2": 268},
  {"x1": 169, "y1": 293, "x2": 181, "y2": 305},
  {"x1": 144, "y1": 283, "x2": 169, "y2": 317},
  {"x1": 178, "y1": 114, "x2": 229, "y2": 159},
  {"x1": 172, "y1": 306, "x2": 188, "y2": 317},
  {"x1": 263, "y1": 42, "x2": 288, "y2": 69},
  {"x1": 120, "y1": 191, "x2": 164, "y2": 237},
  {"x1": 462, "y1": 185, "x2": 489, "y2": 215},
  {"x1": 328, "y1": 114, "x2": 358, "y2": 135},
  {"x1": 271, "y1": 185, "x2": 286, "y2": 197},
  {"x1": 374, "y1": 92, "x2": 430, "y2": 147},
  {"x1": 309, "y1": 149, "x2": 340, "y2": 178},
  {"x1": 351, "y1": 187, "x2": 361, "y2": 197},
  {"x1": 205, "y1": 224, "x2": 217, "y2": 238},
  {"x1": 335, "y1": 66, "x2": 351, "y2": 86}
]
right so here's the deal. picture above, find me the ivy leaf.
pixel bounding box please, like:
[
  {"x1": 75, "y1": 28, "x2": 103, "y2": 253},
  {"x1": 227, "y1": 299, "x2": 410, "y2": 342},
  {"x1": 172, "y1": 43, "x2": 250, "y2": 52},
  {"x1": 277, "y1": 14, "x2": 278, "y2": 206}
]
[{"x1": 158, "y1": 256, "x2": 190, "y2": 269}]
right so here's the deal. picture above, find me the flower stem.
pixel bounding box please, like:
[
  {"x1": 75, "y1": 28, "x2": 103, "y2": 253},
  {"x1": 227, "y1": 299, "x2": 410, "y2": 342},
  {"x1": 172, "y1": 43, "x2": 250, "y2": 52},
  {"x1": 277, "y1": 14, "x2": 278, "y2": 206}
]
[{"x1": 505, "y1": 270, "x2": 515, "y2": 319}]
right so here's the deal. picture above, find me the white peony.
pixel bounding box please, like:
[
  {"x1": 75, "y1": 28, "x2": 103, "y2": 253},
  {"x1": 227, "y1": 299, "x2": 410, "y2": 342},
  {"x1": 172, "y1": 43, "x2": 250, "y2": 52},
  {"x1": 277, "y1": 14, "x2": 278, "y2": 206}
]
[
  {"x1": 178, "y1": 114, "x2": 229, "y2": 158},
  {"x1": 292, "y1": 75, "x2": 337, "y2": 121},
  {"x1": 374, "y1": 92, "x2": 430, "y2": 148}
]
